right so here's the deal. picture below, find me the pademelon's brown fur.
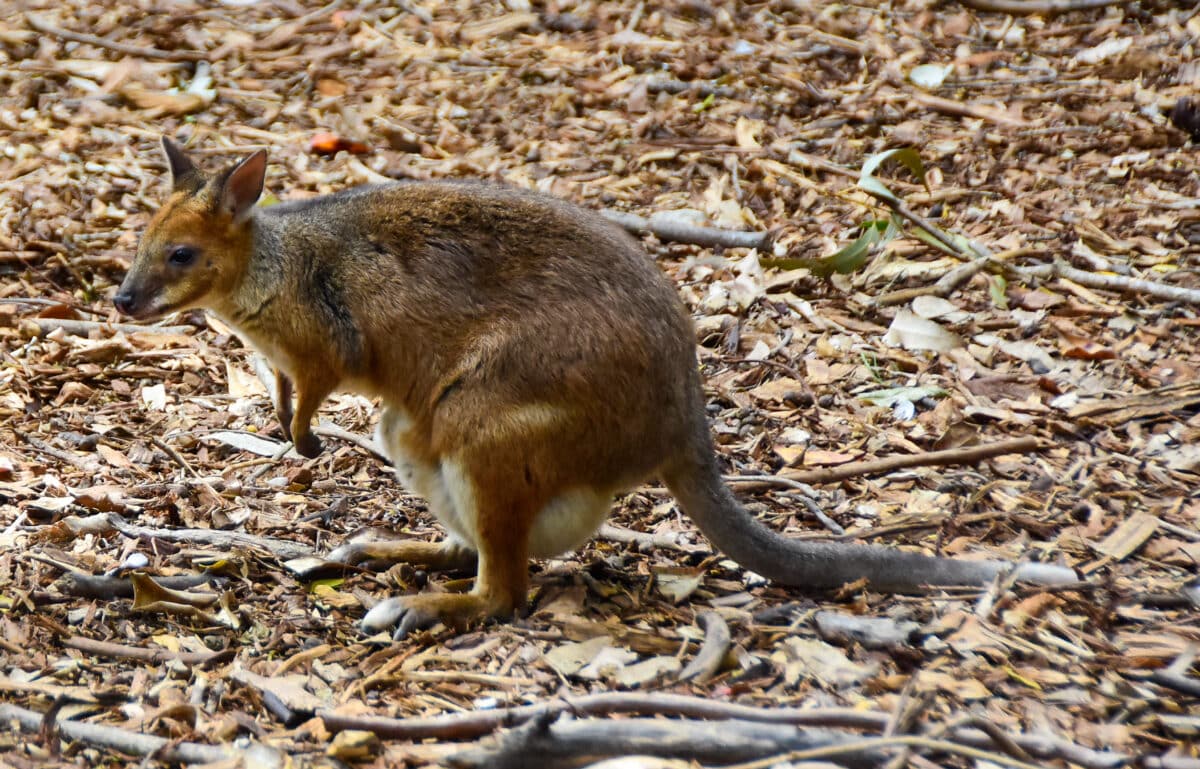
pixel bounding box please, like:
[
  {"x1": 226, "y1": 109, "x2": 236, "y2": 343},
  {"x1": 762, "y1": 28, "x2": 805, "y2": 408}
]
[{"x1": 116, "y1": 138, "x2": 1077, "y2": 636}]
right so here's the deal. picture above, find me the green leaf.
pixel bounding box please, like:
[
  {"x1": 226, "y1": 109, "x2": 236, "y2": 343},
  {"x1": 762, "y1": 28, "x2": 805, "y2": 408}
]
[
  {"x1": 906, "y1": 220, "x2": 964, "y2": 257},
  {"x1": 988, "y1": 274, "x2": 1008, "y2": 309},
  {"x1": 761, "y1": 219, "x2": 896, "y2": 278},
  {"x1": 857, "y1": 175, "x2": 901, "y2": 206},
  {"x1": 860, "y1": 147, "x2": 929, "y2": 192},
  {"x1": 692, "y1": 93, "x2": 716, "y2": 112},
  {"x1": 858, "y1": 350, "x2": 887, "y2": 382}
]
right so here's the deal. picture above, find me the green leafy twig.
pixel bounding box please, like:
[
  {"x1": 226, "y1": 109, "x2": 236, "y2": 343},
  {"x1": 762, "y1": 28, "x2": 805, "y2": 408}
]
[{"x1": 761, "y1": 218, "x2": 898, "y2": 277}]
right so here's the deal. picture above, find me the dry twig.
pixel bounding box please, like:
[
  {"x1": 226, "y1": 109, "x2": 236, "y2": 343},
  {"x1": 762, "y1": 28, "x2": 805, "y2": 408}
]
[
  {"x1": 55, "y1": 572, "x2": 220, "y2": 600},
  {"x1": 0, "y1": 702, "x2": 242, "y2": 763},
  {"x1": 316, "y1": 692, "x2": 1127, "y2": 768},
  {"x1": 677, "y1": 611, "x2": 731, "y2": 683},
  {"x1": 909, "y1": 92, "x2": 1026, "y2": 127},
  {"x1": 63, "y1": 636, "x2": 231, "y2": 667},
  {"x1": 776, "y1": 437, "x2": 1046, "y2": 486},
  {"x1": 960, "y1": 0, "x2": 1126, "y2": 13},
  {"x1": 1005, "y1": 261, "x2": 1200, "y2": 306},
  {"x1": 875, "y1": 247, "x2": 1040, "y2": 306},
  {"x1": 149, "y1": 435, "x2": 200, "y2": 478},
  {"x1": 313, "y1": 423, "x2": 390, "y2": 462},
  {"x1": 24, "y1": 14, "x2": 209, "y2": 61},
  {"x1": 447, "y1": 716, "x2": 867, "y2": 769},
  {"x1": 318, "y1": 695, "x2": 887, "y2": 741},
  {"x1": 602, "y1": 210, "x2": 772, "y2": 250},
  {"x1": 724, "y1": 734, "x2": 1047, "y2": 769},
  {"x1": 598, "y1": 523, "x2": 706, "y2": 553},
  {"x1": 105, "y1": 514, "x2": 315, "y2": 561},
  {"x1": 24, "y1": 318, "x2": 195, "y2": 337}
]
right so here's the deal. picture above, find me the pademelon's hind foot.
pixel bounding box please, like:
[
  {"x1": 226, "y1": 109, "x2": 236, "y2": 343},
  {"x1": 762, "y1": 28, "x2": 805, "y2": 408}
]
[
  {"x1": 362, "y1": 592, "x2": 511, "y2": 639},
  {"x1": 327, "y1": 530, "x2": 477, "y2": 571}
]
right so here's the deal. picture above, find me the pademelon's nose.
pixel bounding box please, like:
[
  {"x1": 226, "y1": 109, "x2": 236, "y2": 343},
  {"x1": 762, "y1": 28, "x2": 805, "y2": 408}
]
[{"x1": 113, "y1": 291, "x2": 135, "y2": 316}]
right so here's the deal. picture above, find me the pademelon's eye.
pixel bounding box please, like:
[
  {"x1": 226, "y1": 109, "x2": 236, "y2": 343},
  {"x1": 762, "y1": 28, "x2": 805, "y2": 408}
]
[{"x1": 168, "y1": 246, "x2": 197, "y2": 267}]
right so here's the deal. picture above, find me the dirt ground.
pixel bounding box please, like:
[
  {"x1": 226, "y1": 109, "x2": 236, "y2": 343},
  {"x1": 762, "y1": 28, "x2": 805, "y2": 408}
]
[{"x1": 1, "y1": 1, "x2": 1198, "y2": 767}]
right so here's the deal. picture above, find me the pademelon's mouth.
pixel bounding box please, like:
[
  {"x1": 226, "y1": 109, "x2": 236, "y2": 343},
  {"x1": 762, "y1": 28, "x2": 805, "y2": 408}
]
[
  {"x1": 119, "y1": 283, "x2": 210, "y2": 320},
  {"x1": 120, "y1": 297, "x2": 184, "y2": 321},
  {"x1": 144, "y1": 299, "x2": 192, "y2": 320}
]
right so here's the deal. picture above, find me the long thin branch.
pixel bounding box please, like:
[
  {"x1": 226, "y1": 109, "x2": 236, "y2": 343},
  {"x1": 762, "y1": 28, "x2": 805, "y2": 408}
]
[
  {"x1": 910, "y1": 92, "x2": 1026, "y2": 127},
  {"x1": 313, "y1": 424, "x2": 389, "y2": 462},
  {"x1": 447, "y1": 716, "x2": 870, "y2": 769},
  {"x1": 960, "y1": 0, "x2": 1124, "y2": 13},
  {"x1": 0, "y1": 703, "x2": 237, "y2": 763},
  {"x1": 723, "y1": 734, "x2": 1046, "y2": 769},
  {"x1": 105, "y1": 514, "x2": 315, "y2": 561},
  {"x1": 24, "y1": 318, "x2": 196, "y2": 337},
  {"x1": 317, "y1": 695, "x2": 887, "y2": 741},
  {"x1": 602, "y1": 210, "x2": 772, "y2": 250},
  {"x1": 1006, "y1": 261, "x2": 1200, "y2": 305},
  {"x1": 55, "y1": 571, "x2": 220, "y2": 600},
  {"x1": 314, "y1": 692, "x2": 1127, "y2": 767},
  {"x1": 15, "y1": 430, "x2": 101, "y2": 472},
  {"x1": 875, "y1": 247, "x2": 1039, "y2": 306},
  {"x1": 890, "y1": 198, "x2": 983, "y2": 258},
  {"x1": 598, "y1": 523, "x2": 706, "y2": 553},
  {"x1": 63, "y1": 636, "x2": 232, "y2": 667},
  {"x1": 448, "y1": 718, "x2": 1103, "y2": 769},
  {"x1": 149, "y1": 435, "x2": 200, "y2": 478},
  {"x1": 24, "y1": 14, "x2": 208, "y2": 62},
  {"x1": 775, "y1": 436, "x2": 1044, "y2": 486}
]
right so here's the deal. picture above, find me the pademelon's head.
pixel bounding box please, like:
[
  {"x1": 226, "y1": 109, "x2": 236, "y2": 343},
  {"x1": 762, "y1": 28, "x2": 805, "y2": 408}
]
[{"x1": 114, "y1": 137, "x2": 266, "y2": 319}]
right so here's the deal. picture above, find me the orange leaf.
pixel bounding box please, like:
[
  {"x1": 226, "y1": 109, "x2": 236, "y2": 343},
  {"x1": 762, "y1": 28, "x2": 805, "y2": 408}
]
[
  {"x1": 1059, "y1": 334, "x2": 1115, "y2": 361},
  {"x1": 308, "y1": 133, "x2": 370, "y2": 156}
]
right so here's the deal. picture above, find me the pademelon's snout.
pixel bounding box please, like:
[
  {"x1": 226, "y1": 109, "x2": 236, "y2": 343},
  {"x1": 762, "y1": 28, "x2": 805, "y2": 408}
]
[
  {"x1": 112, "y1": 288, "x2": 136, "y2": 316},
  {"x1": 112, "y1": 272, "x2": 164, "y2": 320}
]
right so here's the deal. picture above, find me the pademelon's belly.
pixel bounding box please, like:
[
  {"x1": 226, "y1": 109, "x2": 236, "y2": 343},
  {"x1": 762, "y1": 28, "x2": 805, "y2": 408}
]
[
  {"x1": 375, "y1": 405, "x2": 612, "y2": 557},
  {"x1": 527, "y1": 486, "x2": 612, "y2": 557}
]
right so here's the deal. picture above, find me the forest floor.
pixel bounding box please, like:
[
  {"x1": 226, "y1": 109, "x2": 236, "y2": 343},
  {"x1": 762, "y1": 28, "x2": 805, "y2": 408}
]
[{"x1": 1, "y1": 1, "x2": 1198, "y2": 767}]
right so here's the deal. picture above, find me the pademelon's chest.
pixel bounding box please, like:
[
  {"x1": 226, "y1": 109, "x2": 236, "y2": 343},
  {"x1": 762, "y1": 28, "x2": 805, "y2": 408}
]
[{"x1": 211, "y1": 309, "x2": 307, "y2": 381}]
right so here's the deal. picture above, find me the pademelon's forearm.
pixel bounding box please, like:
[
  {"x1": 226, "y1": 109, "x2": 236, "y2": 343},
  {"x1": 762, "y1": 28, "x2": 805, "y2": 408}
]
[{"x1": 273, "y1": 369, "x2": 294, "y2": 441}]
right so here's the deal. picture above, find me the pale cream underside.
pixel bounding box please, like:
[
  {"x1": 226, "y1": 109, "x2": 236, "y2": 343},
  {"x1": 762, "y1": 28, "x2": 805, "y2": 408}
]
[
  {"x1": 375, "y1": 406, "x2": 612, "y2": 558},
  {"x1": 221, "y1": 312, "x2": 613, "y2": 557}
]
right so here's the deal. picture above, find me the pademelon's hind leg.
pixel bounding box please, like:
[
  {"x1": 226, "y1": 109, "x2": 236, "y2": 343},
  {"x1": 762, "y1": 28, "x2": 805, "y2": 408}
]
[
  {"x1": 326, "y1": 531, "x2": 476, "y2": 571},
  {"x1": 329, "y1": 404, "x2": 479, "y2": 572},
  {"x1": 362, "y1": 454, "x2": 537, "y2": 638}
]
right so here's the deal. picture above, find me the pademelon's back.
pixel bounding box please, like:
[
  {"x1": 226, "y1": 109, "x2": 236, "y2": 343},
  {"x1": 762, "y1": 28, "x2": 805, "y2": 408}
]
[
  {"x1": 348, "y1": 181, "x2": 704, "y2": 481},
  {"x1": 269, "y1": 178, "x2": 696, "y2": 360},
  {"x1": 263, "y1": 177, "x2": 701, "y2": 416}
]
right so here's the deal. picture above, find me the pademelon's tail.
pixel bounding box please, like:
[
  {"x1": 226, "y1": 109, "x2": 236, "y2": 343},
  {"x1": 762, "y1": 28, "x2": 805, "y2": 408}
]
[{"x1": 660, "y1": 439, "x2": 1078, "y2": 592}]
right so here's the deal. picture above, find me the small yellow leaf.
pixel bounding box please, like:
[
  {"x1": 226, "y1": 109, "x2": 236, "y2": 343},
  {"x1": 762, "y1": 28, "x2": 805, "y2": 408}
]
[{"x1": 1004, "y1": 665, "x2": 1043, "y2": 691}]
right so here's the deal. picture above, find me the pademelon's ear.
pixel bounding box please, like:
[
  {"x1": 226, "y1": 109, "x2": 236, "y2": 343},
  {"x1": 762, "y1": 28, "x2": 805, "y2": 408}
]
[
  {"x1": 216, "y1": 149, "x2": 267, "y2": 222},
  {"x1": 161, "y1": 136, "x2": 198, "y2": 189}
]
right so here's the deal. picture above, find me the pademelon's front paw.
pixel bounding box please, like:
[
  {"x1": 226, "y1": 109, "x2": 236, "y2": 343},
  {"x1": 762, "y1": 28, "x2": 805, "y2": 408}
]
[
  {"x1": 362, "y1": 593, "x2": 494, "y2": 640},
  {"x1": 293, "y1": 431, "x2": 323, "y2": 459},
  {"x1": 277, "y1": 410, "x2": 294, "y2": 442}
]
